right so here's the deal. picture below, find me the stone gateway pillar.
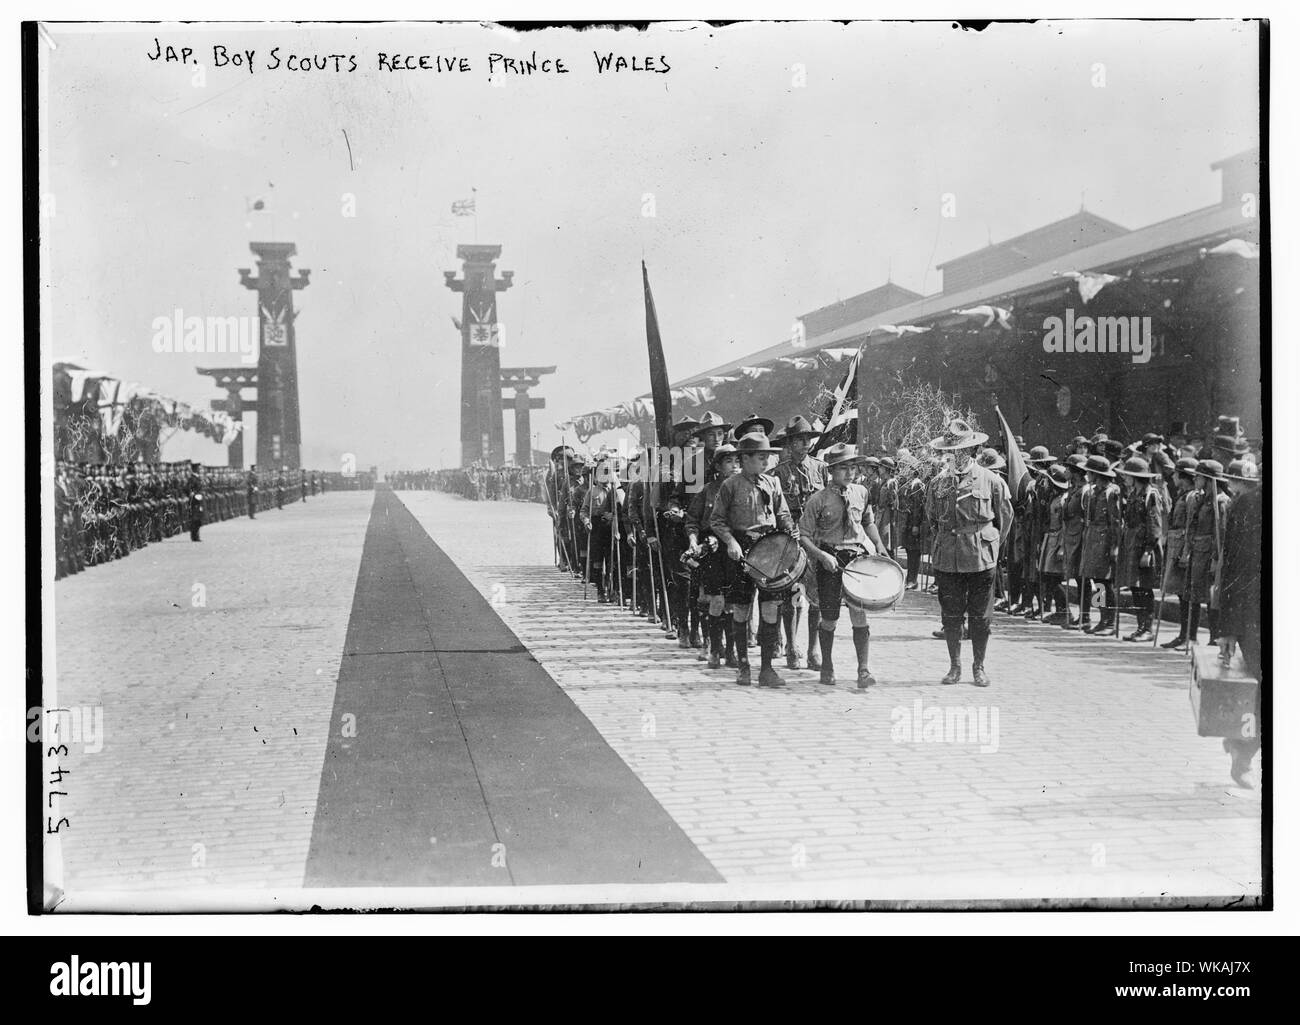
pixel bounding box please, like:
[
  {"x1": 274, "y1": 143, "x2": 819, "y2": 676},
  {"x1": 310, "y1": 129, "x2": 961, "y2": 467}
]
[{"x1": 445, "y1": 244, "x2": 513, "y2": 467}]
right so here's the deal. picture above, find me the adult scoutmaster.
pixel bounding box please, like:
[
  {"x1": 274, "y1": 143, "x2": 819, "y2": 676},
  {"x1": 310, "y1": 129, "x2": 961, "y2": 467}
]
[{"x1": 926, "y1": 419, "x2": 1014, "y2": 687}]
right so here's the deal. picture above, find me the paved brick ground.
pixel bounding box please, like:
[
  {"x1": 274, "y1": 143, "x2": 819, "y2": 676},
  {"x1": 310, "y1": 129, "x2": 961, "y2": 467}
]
[
  {"x1": 397, "y1": 491, "x2": 1262, "y2": 902},
  {"x1": 50, "y1": 493, "x2": 374, "y2": 896}
]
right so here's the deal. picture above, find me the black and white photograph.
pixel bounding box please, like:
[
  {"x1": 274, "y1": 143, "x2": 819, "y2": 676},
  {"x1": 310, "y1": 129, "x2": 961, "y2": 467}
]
[{"x1": 30, "y1": 16, "x2": 1267, "y2": 914}]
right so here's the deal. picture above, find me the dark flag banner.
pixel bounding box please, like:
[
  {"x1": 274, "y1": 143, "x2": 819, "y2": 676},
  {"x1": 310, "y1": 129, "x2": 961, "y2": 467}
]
[
  {"x1": 811, "y1": 345, "x2": 861, "y2": 455},
  {"x1": 995, "y1": 405, "x2": 1030, "y2": 502},
  {"x1": 642, "y1": 261, "x2": 674, "y2": 450}
]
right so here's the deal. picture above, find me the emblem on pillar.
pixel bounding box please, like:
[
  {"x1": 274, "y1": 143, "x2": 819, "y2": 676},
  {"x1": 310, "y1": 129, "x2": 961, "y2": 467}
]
[
  {"x1": 239, "y1": 242, "x2": 309, "y2": 470},
  {"x1": 445, "y1": 244, "x2": 513, "y2": 467}
]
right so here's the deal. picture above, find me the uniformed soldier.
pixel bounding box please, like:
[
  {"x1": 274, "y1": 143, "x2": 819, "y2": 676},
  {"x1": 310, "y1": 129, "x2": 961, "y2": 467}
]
[
  {"x1": 1078, "y1": 454, "x2": 1123, "y2": 635},
  {"x1": 1115, "y1": 456, "x2": 1167, "y2": 642},
  {"x1": 687, "y1": 412, "x2": 732, "y2": 648},
  {"x1": 1158, "y1": 457, "x2": 1200, "y2": 649},
  {"x1": 685, "y1": 443, "x2": 741, "y2": 669},
  {"x1": 797, "y1": 444, "x2": 887, "y2": 688},
  {"x1": 571, "y1": 458, "x2": 593, "y2": 591},
  {"x1": 1025, "y1": 445, "x2": 1058, "y2": 619},
  {"x1": 900, "y1": 457, "x2": 928, "y2": 590},
  {"x1": 1217, "y1": 458, "x2": 1262, "y2": 787},
  {"x1": 876, "y1": 456, "x2": 898, "y2": 560},
  {"x1": 545, "y1": 445, "x2": 577, "y2": 573},
  {"x1": 1057, "y1": 454, "x2": 1089, "y2": 628},
  {"x1": 771, "y1": 415, "x2": 826, "y2": 669},
  {"x1": 1178, "y1": 458, "x2": 1232, "y2": 647},
  {"x1": 1036, "y1": 463, "x2": 1072, "y2": 624},
  {"x1": 247, "y1": 464, "x2": 258, "y2": 519},
  {"x1": 710, "y1": 429, "x2": 796, "y2": 687},
  {"x1": 186, "y1": 461, "x2": 204, "y2": 542},
  {"x1": 926, "y1": 419, "x2": 1013, "y2": 687},
  {"x1": 647, "y1": 417, "x2": 701, "y2": 643}
]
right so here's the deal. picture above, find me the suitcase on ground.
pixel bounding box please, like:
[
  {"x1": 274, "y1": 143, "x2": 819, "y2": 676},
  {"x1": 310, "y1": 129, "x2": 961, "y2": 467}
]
[{"x1": 1188, "y1": 643, "x2": 1259, "y2": 739}]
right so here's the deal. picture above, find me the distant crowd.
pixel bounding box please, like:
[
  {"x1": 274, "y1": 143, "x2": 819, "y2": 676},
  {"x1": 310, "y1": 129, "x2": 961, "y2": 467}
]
[{"x1": 387, "y1": 465, "x2": 549, "y2": 502}]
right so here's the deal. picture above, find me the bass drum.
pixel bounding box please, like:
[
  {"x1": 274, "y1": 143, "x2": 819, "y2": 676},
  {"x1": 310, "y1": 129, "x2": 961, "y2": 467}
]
[
  {"x1": 742, "y1": 530, "x2": 807, "y2": 592},
  {"x1": 841, "y1": 554, "x2": 907, "y2": 613}
]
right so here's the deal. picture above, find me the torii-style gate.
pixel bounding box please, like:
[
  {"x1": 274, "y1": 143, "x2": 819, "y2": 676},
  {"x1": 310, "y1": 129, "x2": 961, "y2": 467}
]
[
  {"x1": 501, "y1": 366, "x2": 555, "y2": 466},
  {"x1": 196, "y1": 367, "x2": 257, "y2": 469}
]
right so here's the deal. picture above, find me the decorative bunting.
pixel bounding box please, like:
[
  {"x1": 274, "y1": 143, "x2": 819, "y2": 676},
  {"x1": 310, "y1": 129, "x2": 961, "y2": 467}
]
[
  {"x1": 1058, "y1": 270, "x2": 1122, "y2": 304},
  {"x1": 1202, "y1": 238, "x2": 1259, "y2": 260},
  {"x1": 953, "y1": 306, "x2": 1013, "y2": 329}
]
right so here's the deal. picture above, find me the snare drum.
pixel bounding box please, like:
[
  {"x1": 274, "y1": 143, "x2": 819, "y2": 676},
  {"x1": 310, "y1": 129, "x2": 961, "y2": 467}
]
[
  {"x1": 841, "y1": 554, "x2": 907, "y2": 612},
  {"x1": 742, "y1": 530, "x2": 807, "y2": 592}
]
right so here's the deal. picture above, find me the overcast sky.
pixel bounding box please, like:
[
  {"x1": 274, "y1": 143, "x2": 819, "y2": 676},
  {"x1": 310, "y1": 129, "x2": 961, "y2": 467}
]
[{"x1": 41, "y1": 20, "x2": 1259, "y2": 469}]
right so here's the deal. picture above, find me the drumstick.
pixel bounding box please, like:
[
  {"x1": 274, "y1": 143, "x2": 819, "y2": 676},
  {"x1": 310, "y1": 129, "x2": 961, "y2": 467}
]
[{"x1": 840, "y1": 565, "x2": 884, "y2": 577}]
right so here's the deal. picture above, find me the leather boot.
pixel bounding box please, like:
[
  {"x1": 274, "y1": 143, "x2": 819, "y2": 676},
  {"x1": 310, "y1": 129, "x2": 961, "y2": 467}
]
[
  {"x1": 941, "y1": 661, "x2": 962, "y2": 685},
  {"x1": 972, "y1": 663, "x2": 991, "y2": 687},
  {"x1": 707, "y1": 616, "x2": 724, "y2": 669},
  {"x1": 758, "y1": 622, "x2": 785, "y2": 688},
  {"x1": 1161, "y1": 598, "x2": 1190, "y2": 648},
  {"x1": 806, "y1": 607, "x2": 822, "y2": 669},
  {"x1": 734, "y1": 626, "x2": 751, "y2": 685},
  {"x1": 723, "y1": 618, "x2": 738, "y2": 667},
  {"x1": 818, "y1": 626, "x2": 835, "y2": 685},
  {"x1": 853, "y1": 626, "x2": 874, "y2": 689}
]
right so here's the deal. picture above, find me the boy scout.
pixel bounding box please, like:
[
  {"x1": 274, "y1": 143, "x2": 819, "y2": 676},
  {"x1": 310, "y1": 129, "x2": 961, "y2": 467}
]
[{"x1": 797, "y1": 444, "x2": 886, "y2": 688}]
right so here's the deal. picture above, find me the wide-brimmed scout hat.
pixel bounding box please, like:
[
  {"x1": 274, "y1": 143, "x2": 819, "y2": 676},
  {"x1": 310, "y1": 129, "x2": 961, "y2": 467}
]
[
  {"x1": 820, "y1": 443, "x2": 860, "y2": 468},
  {"x1": 712, "y1": 443, "x2": 740, "y2": 465},
  {"x1": 1194, "y1": 459, "x2": 1227, "y2": 481},
  {"x1": 1174, "y1": 456, "x2": 1199, "y2": 478},
  {"x1": 550, "y1": 445, "x2": 576, "y2": 461},
  {"x1": 1140, "y1": 433, "x2": 1165, "y2": 448},
  {"x1": 733, "y1": 431, "x2": 782, "y2": 456},
  {"x1": 671, "y1": 415, "x2": 701, "y2": 435},
  {"x1": 878, "y1": 456, "x2": 897, "y2": 470},
  {"x1": 781, "y1": 415, "x2": 821, "y2": 440},
  {"x1": 733, "y1": 413, "x2": 775, "y2": 438},
  {"x1": 1224, "y1": 458, "x2": 1260, "y2": 482},
  {"x1": 976, "y1": 448, "x2": 1006, "y2": 471},
  {"x1": 859, "y1": 454, "x2": 881, "y2": 468},
  {"x1": 929, "y1": 418, "x2": 989, "y2": 450},
  {"x1": 1116, "y1": 456, "x2": 1157, "y2": 479},
  {"x1": 1084, "y1": 455, "x2": 1115, "y2": 477},
  {"x1": 1047, "y1": 464, "x2": 1071, "y2": 488},
  {"x1": 1027, "y1": 445, "x2": 1055, "y2": 465},
  {"x1": 691, "y1": 411, "x2": 733, "y2": 436}
]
